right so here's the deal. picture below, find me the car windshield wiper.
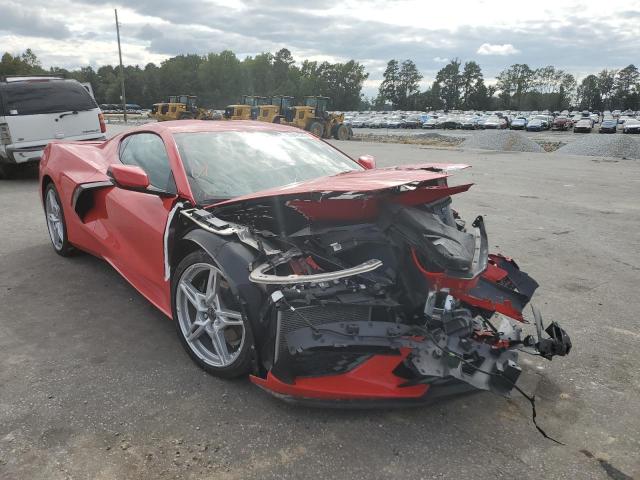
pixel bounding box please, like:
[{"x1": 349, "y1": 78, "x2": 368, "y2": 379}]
[{"x1": 59, "y1": 110, "x2": 78, "y2": 119}]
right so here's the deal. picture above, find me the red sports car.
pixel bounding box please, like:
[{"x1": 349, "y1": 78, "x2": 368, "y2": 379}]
[{"x1": 39, "y1": 120, "x2": 571, "y2": 405}]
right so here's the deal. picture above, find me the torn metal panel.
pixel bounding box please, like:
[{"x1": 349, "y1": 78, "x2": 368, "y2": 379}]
[{"x1": 208, "y1": 163, "x2": 467, "y2": 210}]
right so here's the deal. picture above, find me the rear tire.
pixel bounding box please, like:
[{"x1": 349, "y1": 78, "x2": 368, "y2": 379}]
[
  {"x1": 272, "y1": 116, "x2": 281, "y2": 124},
  {"x1": 308, "y1": 121, "x2": 324, "y2": 138},
  {"x1": 44, "y1": 183, "x2": 75, "y2": 257},
  {"x1": 179, "y1": 112, "x2": 195, "y2": 120}
]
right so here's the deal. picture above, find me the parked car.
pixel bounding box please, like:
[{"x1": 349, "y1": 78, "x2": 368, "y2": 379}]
[
  {"x1": 483, "y1": 116, "x2": 507, "y2": 129},
  {"x1": 510, "y1": 117, "x2": 528, "y2": 130},
  {"x1": 403, "y1": 115, "x2": 422, "y2": 129},
  {"x1": 460, "y1": 117, "x2": 480, "y2": 130},
  {"x1": 531, "y1": 115, "x2": 552, "y2": 129},
  {"x1": 422, "y1": 118, "x2": 438, "y2": 129},
  {"x1": 350, "y1": 117, "x2": 368, "y2": 128},
  {"x1": 573, "y1": 118, "x2": 593, "y2": 133},
  {"x1": 0, "y1": 76, "x2": 106, "y2": 179},
  {"x1": 551, "y1": 116, "x2": 573, "y2": 131},
  {"x1": 599, "y1": 119, "x2": 618, "y2": 133},
  {"x1": 442, "y1": 117, "x2": 461, "y2": 129},
  {"x1": 38, "y1": 120, "x2": 571, "y2": 404},
  {"x1": 385, "y1": 116, "x2": 405, "y2": 128},
  {"x1": 369, "y1": 117, "x2": 386, "y2": 128},
  {"x1": 526, "y1": 119, "x2": 545, "y2": 132},
  {"x1": 622, "y1": 119, "x2": 640, "y2": 134}
]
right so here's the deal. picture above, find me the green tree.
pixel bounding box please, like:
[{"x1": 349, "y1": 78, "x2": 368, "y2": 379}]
[
  {"x1": 613, "y1": 65, "x2": 639, "y2": 109},
  {"x1": 497, "y1": 64, "x2": 535, "y2": 109},
  {"x1": 378, "y1": 60, "x2": 400, "y2": 107},
  {"x1": 435, "y1": 59, "x2": 462, "y2": 110},
  {"x1": 596, "y1": 69, "x2": 617, "y2": 110},
  {"x1": 577, "y1": 75, "x2": 600, "y2": 110},
  {"x1": 396, "y1": 60, "x2": 422, "y2": 110},
  {"x1": 460, "y1": 61, "x2": 484, "y2": 109}
]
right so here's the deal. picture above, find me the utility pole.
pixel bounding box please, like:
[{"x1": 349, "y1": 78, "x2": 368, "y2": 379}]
[{"x1": 114, "y1": 9, "x2": 127, "y2": 123}]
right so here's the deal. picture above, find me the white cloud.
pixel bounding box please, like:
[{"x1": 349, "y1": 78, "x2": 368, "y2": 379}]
[
  {"x1": 476, "y1": 43, "x2": 520, "y2": 56},
  {"x1": 433, "y1": 56, "x2": 448, "y2": 63}
]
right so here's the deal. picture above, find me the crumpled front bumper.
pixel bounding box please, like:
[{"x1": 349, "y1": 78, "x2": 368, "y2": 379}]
[{"x1": 250, "y1": 349, "x2": 477, "y2": 407}]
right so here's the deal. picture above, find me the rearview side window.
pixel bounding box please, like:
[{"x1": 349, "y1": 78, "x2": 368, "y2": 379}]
[{"x1": 119, "y1": 133, "x2": 176, "y2": 193}]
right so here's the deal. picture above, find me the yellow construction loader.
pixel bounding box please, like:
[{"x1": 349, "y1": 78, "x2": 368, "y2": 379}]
[
  {"x1": 224, "y1": 95, "x2": 267, "y2": 120},
  {"x1": 251, "y1": 95, "x2": 294, "y2": 123},
  {"x1": 151, "y1": 95, "x2": 213, "y2": 121},
  {"x1": 277, "y1": 96, "x2": 352, "y2": 140}
]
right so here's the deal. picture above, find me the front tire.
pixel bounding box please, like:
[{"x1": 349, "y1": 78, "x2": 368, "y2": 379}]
[
  {"x1": 308, "y1": 121, "x2": 324, "y2": 138},
  {"x1": 172, "y1": 250, "x2": 254, "y2": 378},
  {"x1": 44, "y1": 183, "x2": 74, "y2": 257},
  {"x1": 334, "y1": 124, "x2": 350, "y2": 140}
]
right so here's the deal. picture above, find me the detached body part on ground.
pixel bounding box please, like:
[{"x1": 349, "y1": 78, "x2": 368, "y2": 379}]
[{"x1": 38, "y1": 120, "x2": 571, "y2": 406}]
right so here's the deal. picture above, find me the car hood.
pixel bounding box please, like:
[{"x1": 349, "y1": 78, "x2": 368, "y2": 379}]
[{"x1": 208, "y1": 163, "x2": 472, "y2": 220}]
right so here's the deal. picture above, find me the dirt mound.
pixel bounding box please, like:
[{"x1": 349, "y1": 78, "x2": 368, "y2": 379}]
[
  {"x1": 461, "y1": 130, "x2": 543, "y2": 152},
  {"x1": 556, "y1": 134, "x2": 640, "y2": 159}
]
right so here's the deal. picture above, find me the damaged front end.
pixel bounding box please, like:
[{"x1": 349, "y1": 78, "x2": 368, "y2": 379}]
[{"x1": 181, "y1": 163, "x2": 571, "y2": 405}]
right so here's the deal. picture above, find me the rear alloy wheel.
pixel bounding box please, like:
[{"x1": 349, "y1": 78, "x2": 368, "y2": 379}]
[
  {"x1": 308, "y1": 121, "x2": 324, "y2": 138},
  {"x1": 44, "y1": 183, "x2": 74, "y2": 256},
  {"x1": 173, "y1": 251, "x2": 253, "y2": 378},
  {"x1": 334, "y1": 124, "x2": 350, "y2": 140}
]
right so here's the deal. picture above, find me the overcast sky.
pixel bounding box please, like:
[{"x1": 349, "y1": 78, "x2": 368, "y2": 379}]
[{"x1": 1, "y1": 0, "x2": 639, "y2": 96}]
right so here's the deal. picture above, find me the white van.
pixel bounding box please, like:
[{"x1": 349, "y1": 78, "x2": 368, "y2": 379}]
[{"x1": 0, "y1": 76, "x2": 106, "y2": 179}]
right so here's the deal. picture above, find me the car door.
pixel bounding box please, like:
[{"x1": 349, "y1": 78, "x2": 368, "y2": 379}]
[{"x1": 95, "y1": 132, "x2": 178, "y2": 315}]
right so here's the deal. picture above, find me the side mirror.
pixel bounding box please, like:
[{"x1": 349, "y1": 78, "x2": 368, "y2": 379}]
[
  {"x1": 357, "y1": 155, "x2": 376, "y2": 170},
  {"x1": 109, "y1": 164, "x2": 150, "y2": 190}
]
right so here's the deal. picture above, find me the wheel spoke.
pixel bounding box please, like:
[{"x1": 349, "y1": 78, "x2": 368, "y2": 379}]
[
  {"x1": 180, "y1": 280, "x2": 207, "y2": 311},
  {"x1": 217, "y1": 309, "x2": 244, "y2": 326},
  {"x1": 205, "y1": 268, "x2": 218, "y2": 305},
  {"x1": 187, "y1": 315, "x2": 210, "y2": 342},
  {"x1": 208, "y1": 327, "x2": 230, "y2": 362},
  {"x1": 55, "y1": 222, "x2": 64, "y2": 241}
]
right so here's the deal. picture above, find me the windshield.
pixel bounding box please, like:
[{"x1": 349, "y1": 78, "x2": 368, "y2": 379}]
[
  {"x1": 0, "y1": 80, "x2": 97, "y2": 116},
  {"x1": 174, "y1": 131, "x2": 362, "y2": 204}
]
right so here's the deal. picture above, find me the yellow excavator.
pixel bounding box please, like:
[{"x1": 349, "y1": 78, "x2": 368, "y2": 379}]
[
  {"x1": 151, "y1": 95, "x2": 213, "y2": 121},
  {"x1": 277, "y1": 96, "x2": 353, "y2": 140},
  {"x1": 224, "y1": 95, "x2": 267, "y2": 120}
]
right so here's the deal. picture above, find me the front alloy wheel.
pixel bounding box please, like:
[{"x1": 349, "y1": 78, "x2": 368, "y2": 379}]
[{"x1": 173, "y1": 251, "x2": 253, "y2": 378}]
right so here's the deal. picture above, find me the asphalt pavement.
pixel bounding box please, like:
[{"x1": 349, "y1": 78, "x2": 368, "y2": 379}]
[{"x1": 1, "y1": 131, "x2": 639, "y2": 479}]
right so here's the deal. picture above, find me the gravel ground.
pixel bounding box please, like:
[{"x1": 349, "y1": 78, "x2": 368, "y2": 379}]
[
  {"x1": 461, "y1": 130, "x2": 544, "y2": 152},
  {"x1": 353, "y1": 132, "x2": 464, "y2": 147},
  {"x1": 556, "y1": 134, "x2": 640, "y2": 159}
]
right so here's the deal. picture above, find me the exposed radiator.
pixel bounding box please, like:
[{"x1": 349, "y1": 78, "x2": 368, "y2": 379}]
[{"x1": 275, "y1": 304, "x2": 372, "y2": 361}]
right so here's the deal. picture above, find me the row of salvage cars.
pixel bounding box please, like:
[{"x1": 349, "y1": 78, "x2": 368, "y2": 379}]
[{"x1": 40, "y1": 120, "x2": 571, "y2": 408}]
